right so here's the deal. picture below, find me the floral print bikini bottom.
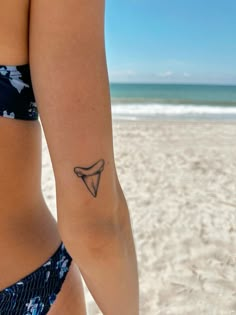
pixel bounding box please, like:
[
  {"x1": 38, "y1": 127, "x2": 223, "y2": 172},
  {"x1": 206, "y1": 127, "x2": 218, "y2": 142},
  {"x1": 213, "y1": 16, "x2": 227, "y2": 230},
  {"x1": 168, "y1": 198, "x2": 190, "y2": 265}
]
[{"x1": 0, "y1": 243, "x2": 72, "y2": 315}]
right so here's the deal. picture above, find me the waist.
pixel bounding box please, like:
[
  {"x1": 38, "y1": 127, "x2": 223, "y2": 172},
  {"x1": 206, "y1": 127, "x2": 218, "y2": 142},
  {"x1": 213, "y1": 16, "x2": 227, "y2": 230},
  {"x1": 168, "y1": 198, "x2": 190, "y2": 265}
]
[{"x1": 0, "y1": 199, "x2": 61, "y2": 290}]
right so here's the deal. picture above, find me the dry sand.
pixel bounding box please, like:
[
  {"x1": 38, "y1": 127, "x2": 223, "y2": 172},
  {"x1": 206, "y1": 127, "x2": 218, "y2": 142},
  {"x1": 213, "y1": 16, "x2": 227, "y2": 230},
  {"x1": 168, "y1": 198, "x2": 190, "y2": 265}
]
[{"x1": 41, "y1": 119, "x2": 236, "y2": 315}]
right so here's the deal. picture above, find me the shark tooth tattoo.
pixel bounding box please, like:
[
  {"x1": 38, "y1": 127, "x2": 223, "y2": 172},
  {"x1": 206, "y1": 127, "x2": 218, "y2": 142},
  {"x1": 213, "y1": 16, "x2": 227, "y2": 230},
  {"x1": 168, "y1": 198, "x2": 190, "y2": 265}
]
[{"x1": 74, "y1": 159, "x2": 105, "y2": 197}]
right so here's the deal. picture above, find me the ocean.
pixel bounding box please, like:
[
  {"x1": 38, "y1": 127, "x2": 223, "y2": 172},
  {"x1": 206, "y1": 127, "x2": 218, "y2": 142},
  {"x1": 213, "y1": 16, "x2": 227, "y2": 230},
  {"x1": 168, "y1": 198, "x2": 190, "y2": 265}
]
[{"x1": 110, "y1": 83, "x2": 236, "y2": 121}]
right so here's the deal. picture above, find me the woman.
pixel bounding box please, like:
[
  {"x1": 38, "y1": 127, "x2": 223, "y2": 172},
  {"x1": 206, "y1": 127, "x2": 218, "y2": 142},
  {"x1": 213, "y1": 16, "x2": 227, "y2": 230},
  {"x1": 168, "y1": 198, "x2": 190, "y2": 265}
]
[{"x1": 0, "y1": 1, "x2": 139, "y2": 314}]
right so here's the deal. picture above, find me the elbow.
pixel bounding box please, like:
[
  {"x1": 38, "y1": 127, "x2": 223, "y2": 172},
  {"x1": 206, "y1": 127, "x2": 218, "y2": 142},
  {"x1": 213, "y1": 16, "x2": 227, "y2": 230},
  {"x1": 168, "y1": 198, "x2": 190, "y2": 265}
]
[
  {"x1": 57, "y1": 189, "x2": 130, "y2": 257},
  {"x1": 58, "y1": 214, "x2": 127, "y2": 261}
]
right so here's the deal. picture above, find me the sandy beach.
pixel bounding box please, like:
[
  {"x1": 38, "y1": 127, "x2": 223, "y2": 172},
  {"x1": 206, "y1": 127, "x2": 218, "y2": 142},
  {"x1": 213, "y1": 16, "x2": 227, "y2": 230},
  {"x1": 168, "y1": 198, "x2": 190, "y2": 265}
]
[{"x1": 41, "y1": 119, "x2": 236, "y2": 315}]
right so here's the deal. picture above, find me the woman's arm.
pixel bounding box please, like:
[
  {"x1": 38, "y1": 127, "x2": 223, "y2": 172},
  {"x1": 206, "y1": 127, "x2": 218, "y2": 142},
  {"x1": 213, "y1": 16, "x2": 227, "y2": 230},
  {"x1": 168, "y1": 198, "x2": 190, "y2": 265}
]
[{"x1": 29, "y1": 1, "x2": 139, "y2": 314}]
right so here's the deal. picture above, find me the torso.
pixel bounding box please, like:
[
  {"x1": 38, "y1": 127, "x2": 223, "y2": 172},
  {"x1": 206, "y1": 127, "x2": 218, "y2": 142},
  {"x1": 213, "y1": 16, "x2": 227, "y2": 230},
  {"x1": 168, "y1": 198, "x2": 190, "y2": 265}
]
[
  {"x1": 0, "y1": 0, "x2": 61, "y2": 290},
  {"x1": 0, "y1": 0, "x2": 29, "y2": 64},
  {"x1": 0, "y1": 116, "x2": 61, "y2": 290}
]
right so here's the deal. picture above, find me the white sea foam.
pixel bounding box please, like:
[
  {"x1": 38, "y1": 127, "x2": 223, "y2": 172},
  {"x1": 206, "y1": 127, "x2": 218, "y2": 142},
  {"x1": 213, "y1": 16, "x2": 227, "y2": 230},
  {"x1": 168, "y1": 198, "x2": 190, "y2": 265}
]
[{"x1": 111, "y1": 103, "x2": 236, "y2": 121}]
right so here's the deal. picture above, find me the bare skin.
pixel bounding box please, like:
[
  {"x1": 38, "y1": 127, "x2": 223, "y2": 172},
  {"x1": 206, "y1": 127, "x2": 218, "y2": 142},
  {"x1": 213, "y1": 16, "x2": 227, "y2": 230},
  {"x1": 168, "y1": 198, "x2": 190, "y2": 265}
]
[
  {"x1": 0, "y1": 1, "x2": 87, "y2": 314},
  {"x1": 28, "y1": 0, "x2": 139, "y2": 314}
]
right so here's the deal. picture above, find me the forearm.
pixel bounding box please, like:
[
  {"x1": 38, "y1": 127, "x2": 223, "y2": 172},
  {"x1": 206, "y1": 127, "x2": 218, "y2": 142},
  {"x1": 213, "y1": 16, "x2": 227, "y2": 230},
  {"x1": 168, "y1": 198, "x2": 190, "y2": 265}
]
[{"x1": 58, "y1": 188, "x2": 139, "y2": 315}]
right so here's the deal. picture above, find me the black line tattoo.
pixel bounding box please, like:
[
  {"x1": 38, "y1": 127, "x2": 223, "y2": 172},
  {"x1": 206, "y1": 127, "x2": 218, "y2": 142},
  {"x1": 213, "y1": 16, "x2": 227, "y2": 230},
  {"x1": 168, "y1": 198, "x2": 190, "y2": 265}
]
[{"x1": 74, "y1": 159, "x2": 105, "y2": 197}]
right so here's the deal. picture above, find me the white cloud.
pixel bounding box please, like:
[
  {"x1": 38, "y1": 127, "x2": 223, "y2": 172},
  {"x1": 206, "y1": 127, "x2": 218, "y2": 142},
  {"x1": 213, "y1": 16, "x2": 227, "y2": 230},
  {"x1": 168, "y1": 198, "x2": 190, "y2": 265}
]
[
  {"x1": 158, "y1": 71, "x2": 174, "y2": 78},
  {"x1": 107, "y1": 66, "x2": 236, "y2": 84}
]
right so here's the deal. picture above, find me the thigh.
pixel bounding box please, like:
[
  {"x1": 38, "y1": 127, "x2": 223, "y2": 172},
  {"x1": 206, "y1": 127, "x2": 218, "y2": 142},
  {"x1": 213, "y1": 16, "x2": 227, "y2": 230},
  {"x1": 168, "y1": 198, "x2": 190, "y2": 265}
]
[
  {"x1": 0, "y1": 0, "x2": 29, "y2": 64},
  {"x1": 48, "y1": 261, "x2": 87, "y2": 315}
]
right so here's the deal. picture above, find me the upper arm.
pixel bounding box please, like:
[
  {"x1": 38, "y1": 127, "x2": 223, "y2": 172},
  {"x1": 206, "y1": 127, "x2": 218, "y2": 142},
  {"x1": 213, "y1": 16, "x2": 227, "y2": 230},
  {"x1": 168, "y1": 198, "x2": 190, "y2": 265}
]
[{"x1": 29, "y1": 0, "x2": 120, "y2": 227}]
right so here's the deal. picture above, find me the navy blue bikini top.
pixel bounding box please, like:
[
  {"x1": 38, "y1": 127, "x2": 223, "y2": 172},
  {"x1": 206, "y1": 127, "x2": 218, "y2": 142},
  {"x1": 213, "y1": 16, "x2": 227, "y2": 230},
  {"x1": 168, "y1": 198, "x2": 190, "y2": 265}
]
[{"x1": 0, "y1": 64, "x2": 38, "y2": 121}]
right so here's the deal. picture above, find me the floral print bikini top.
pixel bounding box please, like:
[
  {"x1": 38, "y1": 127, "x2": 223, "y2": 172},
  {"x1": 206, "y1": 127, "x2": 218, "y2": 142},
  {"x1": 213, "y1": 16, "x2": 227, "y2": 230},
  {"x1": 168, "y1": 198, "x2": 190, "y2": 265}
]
[{"x1": 0, "y1": 64, "x2": 38, "y2": 121}]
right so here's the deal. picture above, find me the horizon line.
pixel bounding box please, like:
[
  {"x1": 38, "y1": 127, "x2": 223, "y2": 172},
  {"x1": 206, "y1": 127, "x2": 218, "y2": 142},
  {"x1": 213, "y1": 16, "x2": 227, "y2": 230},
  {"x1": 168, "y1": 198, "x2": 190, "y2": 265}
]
[{"x1": 109, "y1": 82, "x2": 236, "y2": 86}]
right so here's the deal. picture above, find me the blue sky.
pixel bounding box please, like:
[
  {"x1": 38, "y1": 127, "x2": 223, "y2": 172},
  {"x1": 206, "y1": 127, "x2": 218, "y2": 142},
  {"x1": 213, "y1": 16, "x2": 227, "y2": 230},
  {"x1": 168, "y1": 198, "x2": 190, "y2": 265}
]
[{"x1": 105, "y1": 0, "x2": 236, "y2": 85}]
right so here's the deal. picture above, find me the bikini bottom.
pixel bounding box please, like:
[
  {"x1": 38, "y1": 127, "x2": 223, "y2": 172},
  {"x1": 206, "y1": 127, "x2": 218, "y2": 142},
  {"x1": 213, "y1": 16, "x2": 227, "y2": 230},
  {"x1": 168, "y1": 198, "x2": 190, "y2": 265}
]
[{"x1": 0, "y1": 242, "x2": 72, "y2": 314}]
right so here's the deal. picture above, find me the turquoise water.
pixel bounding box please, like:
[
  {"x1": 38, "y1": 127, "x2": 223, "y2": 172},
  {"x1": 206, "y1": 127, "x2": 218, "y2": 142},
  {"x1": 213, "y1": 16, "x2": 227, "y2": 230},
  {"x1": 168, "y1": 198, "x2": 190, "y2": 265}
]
[{"x1": 109, "y1": 83, "x2": 236, "y2": 120}]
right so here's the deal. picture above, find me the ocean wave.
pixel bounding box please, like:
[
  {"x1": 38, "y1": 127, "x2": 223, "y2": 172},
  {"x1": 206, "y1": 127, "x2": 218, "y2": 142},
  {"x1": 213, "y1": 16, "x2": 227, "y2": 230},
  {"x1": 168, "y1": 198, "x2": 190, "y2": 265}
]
[{"x1": 111, "y1": 103, "x2": 236, "y2": 121}]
